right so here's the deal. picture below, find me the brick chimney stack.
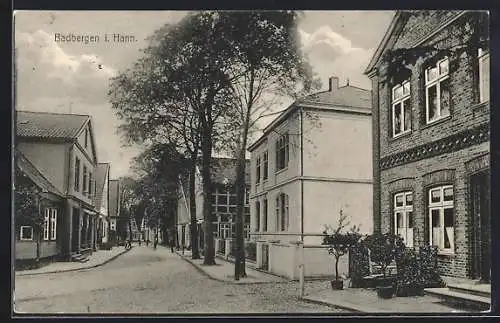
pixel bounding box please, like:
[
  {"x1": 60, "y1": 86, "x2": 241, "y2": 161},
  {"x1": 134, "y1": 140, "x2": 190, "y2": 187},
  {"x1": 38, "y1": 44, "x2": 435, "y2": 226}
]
[{"x1": 328, "y1": 76, "x2": 339, "y2": 92}]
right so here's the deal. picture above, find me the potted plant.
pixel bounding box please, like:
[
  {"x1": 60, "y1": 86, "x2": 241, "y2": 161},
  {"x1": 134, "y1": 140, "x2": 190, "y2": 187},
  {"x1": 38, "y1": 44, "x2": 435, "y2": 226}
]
[
  {"x1": 322, "y1": 210, "x2": 361, "y2": 290},
  {"x1": 362, "y1": 232, "x2": 405, "y2": 299}
]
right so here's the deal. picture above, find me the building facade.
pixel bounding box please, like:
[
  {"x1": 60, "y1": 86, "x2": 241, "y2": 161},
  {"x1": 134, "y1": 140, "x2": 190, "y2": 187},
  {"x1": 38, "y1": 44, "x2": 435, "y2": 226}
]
[
  {"x1": 16, "y1": 111, "x2": 100, "y2": 260},
  {"x1": 176, "y1": 158, "x2": 251, "y2": 252},
  {"x1": 248, "y1": 77, "x2": 373, "y2": 279},
  {"x1": 93, "y1": 163, "x2": 110, "y2": 245},
  {"x1": 108, "y1": 179, "x2": 121, "y2": 243},
  {"x1": 365, "y1": 11, "x2": 490, "y2": 281}
]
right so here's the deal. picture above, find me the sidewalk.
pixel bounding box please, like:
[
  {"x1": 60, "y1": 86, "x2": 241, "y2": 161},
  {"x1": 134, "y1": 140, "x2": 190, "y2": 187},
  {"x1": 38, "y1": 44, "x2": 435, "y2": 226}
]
[
  {"x1": 16, "y1": 246, "x2": 130, "y2": 276},
  {"x1": 302, "y1": 285, "x2": 468, "y2": 313},
  {"x1": 177, "y1": 250, "x2": 288, "y2": 284}
]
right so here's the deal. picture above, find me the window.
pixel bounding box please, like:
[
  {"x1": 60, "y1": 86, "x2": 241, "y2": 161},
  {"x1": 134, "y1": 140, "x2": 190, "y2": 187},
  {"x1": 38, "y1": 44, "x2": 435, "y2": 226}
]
[
  {"x1": 478, "y1": 48, "x2": 490, "y2": 103},
  {"x1": 425, "y1": 57, "x2": 451, "y2": 123},
  {"x1": 83, "y1": 166, "x2": 88, "y2": 196},
  {"x1": 276, "y1": 134, "x2": 289, "y2": 171},
  {"x1": 84, "y1": 129, "x2": 88, "y2": 148},
  {"x1": 263, "y1": 151, "x2": 268, "y2": 180},
  {"x1": 392, "y1": 81, "x2": 411, "y2": 137},
  {"x1": 393, "y1": 191, "x2": 413, "y2": 247},
  {"x1": 255, "y1": 156, "x2": 261, "y2": 184},
  {"x1": 88, "y1": 172, "x2": 93, "y2": 198},
  {"x1": 255, "y1": 201, "x2": 261, "y2": 232},
  {"x1": 263, "y1": 199, "x2": 268, "y2": 232},
  {"x1": 50, "y1": 209, "x2": 57, "y2": 240},
  {"x1": 244, "y1": 224, "x2": 251, "y2": 240},
  {"x1": 275, "y1": 193, "x2": 289, "y2": 231},
  {"x1": 43, "y1": 209, "x2": 50, "y2": 240},
  {"x1": 74, "y1": 158, "x2": 80, "y2": 191},
  {"x1": 428, "y1": 185, "x2": 454, "y2": 253},
  {"x1": 20, "y1": 226, "x2": 33, "y2": 240}
]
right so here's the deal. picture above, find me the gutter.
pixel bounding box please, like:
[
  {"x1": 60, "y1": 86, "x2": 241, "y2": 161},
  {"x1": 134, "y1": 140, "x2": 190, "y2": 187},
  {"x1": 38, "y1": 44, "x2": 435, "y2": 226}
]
[{"x1": 300, "y1": 107, "x2": 304, "y2": 243}]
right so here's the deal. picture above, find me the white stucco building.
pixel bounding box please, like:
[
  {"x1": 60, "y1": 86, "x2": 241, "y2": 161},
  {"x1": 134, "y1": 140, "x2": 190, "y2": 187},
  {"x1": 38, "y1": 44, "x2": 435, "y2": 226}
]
[{"x1": 248, "y1": 76, "x2": 373, "y2": 279}]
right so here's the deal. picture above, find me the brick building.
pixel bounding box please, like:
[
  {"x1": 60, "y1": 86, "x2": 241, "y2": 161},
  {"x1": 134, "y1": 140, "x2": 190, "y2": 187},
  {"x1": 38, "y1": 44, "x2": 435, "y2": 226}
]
[{"x1": 365, "y1": 11, "x2": 490, "y2": 281}]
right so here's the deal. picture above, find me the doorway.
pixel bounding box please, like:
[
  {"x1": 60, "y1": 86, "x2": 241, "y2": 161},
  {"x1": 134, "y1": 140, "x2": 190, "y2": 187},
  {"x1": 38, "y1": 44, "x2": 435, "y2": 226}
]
[
  {"x1": 71, "y1": 208, "x2": 80, "y2": 253},
  {"x1": 470, "y1": 170, "x2": 491, "y2": 283}
]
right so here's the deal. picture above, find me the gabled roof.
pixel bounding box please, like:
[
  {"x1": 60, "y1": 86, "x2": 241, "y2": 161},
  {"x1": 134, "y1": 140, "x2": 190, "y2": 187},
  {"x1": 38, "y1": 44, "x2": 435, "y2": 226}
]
[
  {"x1": 16, "y1": 110, "x2": 90, "y2": 141},
  {"x1": 364, "y1": 11, "x2": 403, "y2": 75},
  {"x1": 248, "y1": 84, "x2": 371, "y2": 152},
  {"x1": 297, "y1": 85, "x2": 371, "y2": 110},
  {"x1": 108, "y1": 180, "x2": 121, "y2": 218},
  {"x1": 15, "y1": 149, "x2": 64, "y2": 198},
  {"x1": 93, "y1": 163, "x2": 110, "y2": 209}
]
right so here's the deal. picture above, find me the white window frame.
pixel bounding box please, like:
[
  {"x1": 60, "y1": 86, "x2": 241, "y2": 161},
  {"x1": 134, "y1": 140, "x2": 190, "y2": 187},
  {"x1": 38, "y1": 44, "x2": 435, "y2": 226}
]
[
  {"x1": 20, "y1": 226, "x2": 34, "y2": 241},
  {"x1": 255, "y1": 200, "x2": 261, "y2": 232},
  {"x1": 391, "y1": 80, "x2": 411, "y2": 137},
  {"x1": 393, "y1": 191, "x2": 414, "y2": 247},
  {"x1": 255, "y1": 156, "x2": 261, "y2": 184},
  {"x1": 478, "y1": 48, "x2": 490, "y2": 103},
  {"x1": 276, "y1": 134, "x2": 289, "y2": 171},
  {"x1": 425, "y1": 57, "x2": 451, "y2": 124},
  {"x1": 428, "y1": 185, "x2": 454, "y2": 254},
  {"x1": 43, "y1": 208, "x2": 50, "y2": 240},
  {"x1": 263, "y1": 151, "x2": 269, "y2": 180},
  {"x1": 50, "y1": 208, "x2": 57, "y2": 240},
  {"x1": 275, "y1": 193, "x2": 289, "y2": 232}
]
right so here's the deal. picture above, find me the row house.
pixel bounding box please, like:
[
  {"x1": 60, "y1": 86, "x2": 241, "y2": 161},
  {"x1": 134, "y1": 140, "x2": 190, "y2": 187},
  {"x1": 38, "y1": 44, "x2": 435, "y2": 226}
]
[
  {"x1": 248, "y1": 76, "x2": 373, "y2": 279},
  {"x1": 176, "y1": 157, "x2": 250, "y2": 252},
  {"x1": 365, "y1": 11, "x2": 490, "y2": 282},
  {"x1": 108, "y1": 179, "x2": 121, "y2": 243},
  {"x1": 15, "y1": 110, "x2": 117, "y2": 263}
]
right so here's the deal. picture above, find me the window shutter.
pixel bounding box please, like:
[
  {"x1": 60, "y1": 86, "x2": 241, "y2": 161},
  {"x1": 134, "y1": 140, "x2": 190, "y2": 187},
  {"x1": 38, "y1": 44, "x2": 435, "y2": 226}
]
[{"x1": 43, "y1": 209, "x2": 50, "y2": 240}]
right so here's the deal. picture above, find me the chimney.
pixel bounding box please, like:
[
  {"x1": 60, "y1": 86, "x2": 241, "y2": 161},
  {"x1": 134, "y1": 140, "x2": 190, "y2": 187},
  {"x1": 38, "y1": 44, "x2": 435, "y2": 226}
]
[{"x1": 328, "y1": 76, "x2": 339, "y2": 92}]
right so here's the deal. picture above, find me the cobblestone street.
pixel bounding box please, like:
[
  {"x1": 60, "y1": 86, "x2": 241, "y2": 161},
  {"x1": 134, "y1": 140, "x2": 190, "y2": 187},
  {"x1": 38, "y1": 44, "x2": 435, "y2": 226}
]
[{"x1": 14, "y1": 246, "x2": 346, "y2": 314}]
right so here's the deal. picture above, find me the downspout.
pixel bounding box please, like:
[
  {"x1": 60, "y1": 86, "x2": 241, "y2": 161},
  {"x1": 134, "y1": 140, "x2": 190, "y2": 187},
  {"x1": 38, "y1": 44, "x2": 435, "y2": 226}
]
[
  {"x1": 66, "y1": 143, "x2": 74, "y2": 258},
  {"x1": 300, "y1": 107, "x2": 304, "y2": 243}
]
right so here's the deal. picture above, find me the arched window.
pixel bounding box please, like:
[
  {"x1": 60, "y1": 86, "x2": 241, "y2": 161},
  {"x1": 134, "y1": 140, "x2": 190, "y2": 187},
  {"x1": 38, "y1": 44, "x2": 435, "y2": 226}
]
[{"x1": 275, "y1": 193, "x2": 289, "y2": 232}]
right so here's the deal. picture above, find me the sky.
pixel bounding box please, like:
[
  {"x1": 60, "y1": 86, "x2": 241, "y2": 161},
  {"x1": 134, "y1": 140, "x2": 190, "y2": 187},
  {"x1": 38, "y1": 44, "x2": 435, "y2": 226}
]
[{"x1": 14, "y1": 10, "x2": 395, "y2": 179}]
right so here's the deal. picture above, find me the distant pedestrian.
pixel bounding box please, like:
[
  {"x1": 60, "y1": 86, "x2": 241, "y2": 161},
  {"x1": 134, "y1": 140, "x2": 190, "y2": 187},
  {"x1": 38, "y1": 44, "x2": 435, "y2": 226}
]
[
  {"x1": 138, "y1": 239, "x2": 141, "y2": 246},
  {"x1": 170, "y1": 238, "x2": 175, "y2": 253},
  {"x1": 146, "y1": 239, "x2": 150, "y2": 246},
  {"x1": 153, "y1": 238, "x2": 158, "y2": 250}
]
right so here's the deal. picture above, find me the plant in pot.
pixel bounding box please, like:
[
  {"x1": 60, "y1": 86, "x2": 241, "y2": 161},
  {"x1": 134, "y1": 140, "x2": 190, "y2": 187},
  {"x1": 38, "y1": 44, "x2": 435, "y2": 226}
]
[
  {"x1": 362, "y1": 232, "x2": 405, "y2": 299},
  {"x1": 322, "y1": 209, "x2": 361, "y2": 290}
]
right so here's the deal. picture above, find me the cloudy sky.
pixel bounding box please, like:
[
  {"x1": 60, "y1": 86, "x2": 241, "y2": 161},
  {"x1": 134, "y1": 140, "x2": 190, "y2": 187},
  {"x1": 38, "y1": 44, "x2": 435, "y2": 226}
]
[{"x1": 14, "y1": 10, "x2": 394, "y2": 179}]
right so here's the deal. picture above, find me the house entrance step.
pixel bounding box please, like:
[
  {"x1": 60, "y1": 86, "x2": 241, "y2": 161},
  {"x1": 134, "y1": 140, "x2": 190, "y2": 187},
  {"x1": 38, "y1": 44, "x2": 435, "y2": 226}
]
[
  {"x1": 424, "y1": 287, "x2": 491, "y2": 311},
  {"x1": 447, "y1": 283, "x2": 491, "y2": 298}
]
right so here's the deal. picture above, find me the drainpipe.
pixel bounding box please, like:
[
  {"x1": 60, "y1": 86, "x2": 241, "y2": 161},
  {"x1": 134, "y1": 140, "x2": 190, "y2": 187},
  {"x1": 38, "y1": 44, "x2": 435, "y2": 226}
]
[{"x1": 300, "y1": 107, "x2": 304, "y2": 243}]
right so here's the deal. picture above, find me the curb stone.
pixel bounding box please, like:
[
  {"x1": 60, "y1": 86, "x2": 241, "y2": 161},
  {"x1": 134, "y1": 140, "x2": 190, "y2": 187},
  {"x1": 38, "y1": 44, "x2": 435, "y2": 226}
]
[
  {"x1": 15, "y1": 247, "x2": 132, "y2": 276},
  {"x1": 301, "y1": 296, "x2": 363, "y2": 312},
  {"x1": 176, "y1": 252, "x2": 291, "y2": 285}
]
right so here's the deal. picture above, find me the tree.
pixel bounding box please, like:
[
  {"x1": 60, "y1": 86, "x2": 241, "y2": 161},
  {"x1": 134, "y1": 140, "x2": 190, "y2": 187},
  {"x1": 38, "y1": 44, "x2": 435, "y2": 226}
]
[
  {"x1": 110, "y1": 12, "x2": 241, "y2": 264},
  {"x1": 381, "y1": 10, "x2": 488, "y2": 92},
  {"x1": 213, "y1": 11, "x2": 320, "y2": 279},
  {"x1": 15, "y1": 167, "x2": 44, "y2": 264}
]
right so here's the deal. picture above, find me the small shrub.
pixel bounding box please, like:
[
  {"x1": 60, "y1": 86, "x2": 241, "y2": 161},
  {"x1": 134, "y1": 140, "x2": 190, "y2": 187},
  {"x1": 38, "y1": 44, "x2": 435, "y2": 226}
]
[
  {"x1": 395, "y1": 245, "x2": 445, "y2": 297},
  {"x1": 348, "y1": 243, "x2": 370, "y2": 288},
  {"x1": 362, "y1": 232, "x2": 405, "y2": 279}
]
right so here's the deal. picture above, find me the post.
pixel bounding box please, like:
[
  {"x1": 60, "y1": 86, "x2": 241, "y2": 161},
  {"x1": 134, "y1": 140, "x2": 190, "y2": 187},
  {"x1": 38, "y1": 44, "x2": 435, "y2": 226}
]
[{"x1": 298, "y1": 241, "x2": 305, "y2": 298}]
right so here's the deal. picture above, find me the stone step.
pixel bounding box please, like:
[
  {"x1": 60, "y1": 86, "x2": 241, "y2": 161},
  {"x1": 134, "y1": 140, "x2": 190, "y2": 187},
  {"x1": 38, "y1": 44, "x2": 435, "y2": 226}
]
[
  {"x1": 447, "y1": 283, "x2": 491, "y2": 298},
  {"x1": 424, "y1": 287, "x2": 491, "y2": 312}
]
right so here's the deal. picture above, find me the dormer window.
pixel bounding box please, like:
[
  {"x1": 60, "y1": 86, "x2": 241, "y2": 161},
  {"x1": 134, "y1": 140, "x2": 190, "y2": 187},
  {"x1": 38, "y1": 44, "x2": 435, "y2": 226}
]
[
  {"x1": 425, "y1": 57, "x2": 451, "y2": 124},
  {"x1": 391, "y1": 80, "x2": 411, "y2": 137}
]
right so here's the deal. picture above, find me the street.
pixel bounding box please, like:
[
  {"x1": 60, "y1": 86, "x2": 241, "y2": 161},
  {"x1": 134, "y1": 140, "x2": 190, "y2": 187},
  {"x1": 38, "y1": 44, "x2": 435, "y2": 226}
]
[{"x1": 14, "y1": 246, "x2": 346, "y2": 314}]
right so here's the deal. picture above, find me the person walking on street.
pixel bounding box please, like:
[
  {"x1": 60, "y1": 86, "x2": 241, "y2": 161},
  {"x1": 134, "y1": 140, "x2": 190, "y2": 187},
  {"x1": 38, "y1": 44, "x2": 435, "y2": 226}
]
[{"x1": 170, "y1": 237, "x2": 175, "y2": 253}]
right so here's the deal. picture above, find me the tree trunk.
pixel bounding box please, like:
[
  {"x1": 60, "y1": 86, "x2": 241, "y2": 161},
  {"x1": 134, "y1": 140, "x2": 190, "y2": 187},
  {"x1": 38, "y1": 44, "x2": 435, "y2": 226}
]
[
  {"x1": 234, "y1": 151, "x2": 247, "y2": 279},
  {"x1": 189, "y1": 154, "x2": 200, "y2": 259},
  {"x1": 335, "y1": 256, "x2": 340, "y2": 281},
  {"x1": 128, "y1": 216, "x2": 133, "y2": 241},
  {"x1": 202, "y1": 125, "x2": 216, "y2": 265}
]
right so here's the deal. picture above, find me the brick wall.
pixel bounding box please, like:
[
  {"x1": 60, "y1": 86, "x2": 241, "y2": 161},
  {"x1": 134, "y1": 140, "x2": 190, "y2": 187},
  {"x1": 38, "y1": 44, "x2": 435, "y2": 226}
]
[{"x1": 372, "y1": 11, "x2": 490, "y2": 279}]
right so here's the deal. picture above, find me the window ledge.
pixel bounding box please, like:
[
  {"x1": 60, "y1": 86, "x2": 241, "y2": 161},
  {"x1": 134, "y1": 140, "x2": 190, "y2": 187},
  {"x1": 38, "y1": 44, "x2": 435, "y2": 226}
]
[
  {"x1": 389, "y1": 131, "x2": 412, "y2": 142},
  {"x1": 275, "y1": 167, "x2": 288, "y2": 175},
  {"x1": 437, "y1": 250, "x2": 455, "y2": 257},
  {"x1": 422, "y1": 115, "x2": 452, "y2": 130}
]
